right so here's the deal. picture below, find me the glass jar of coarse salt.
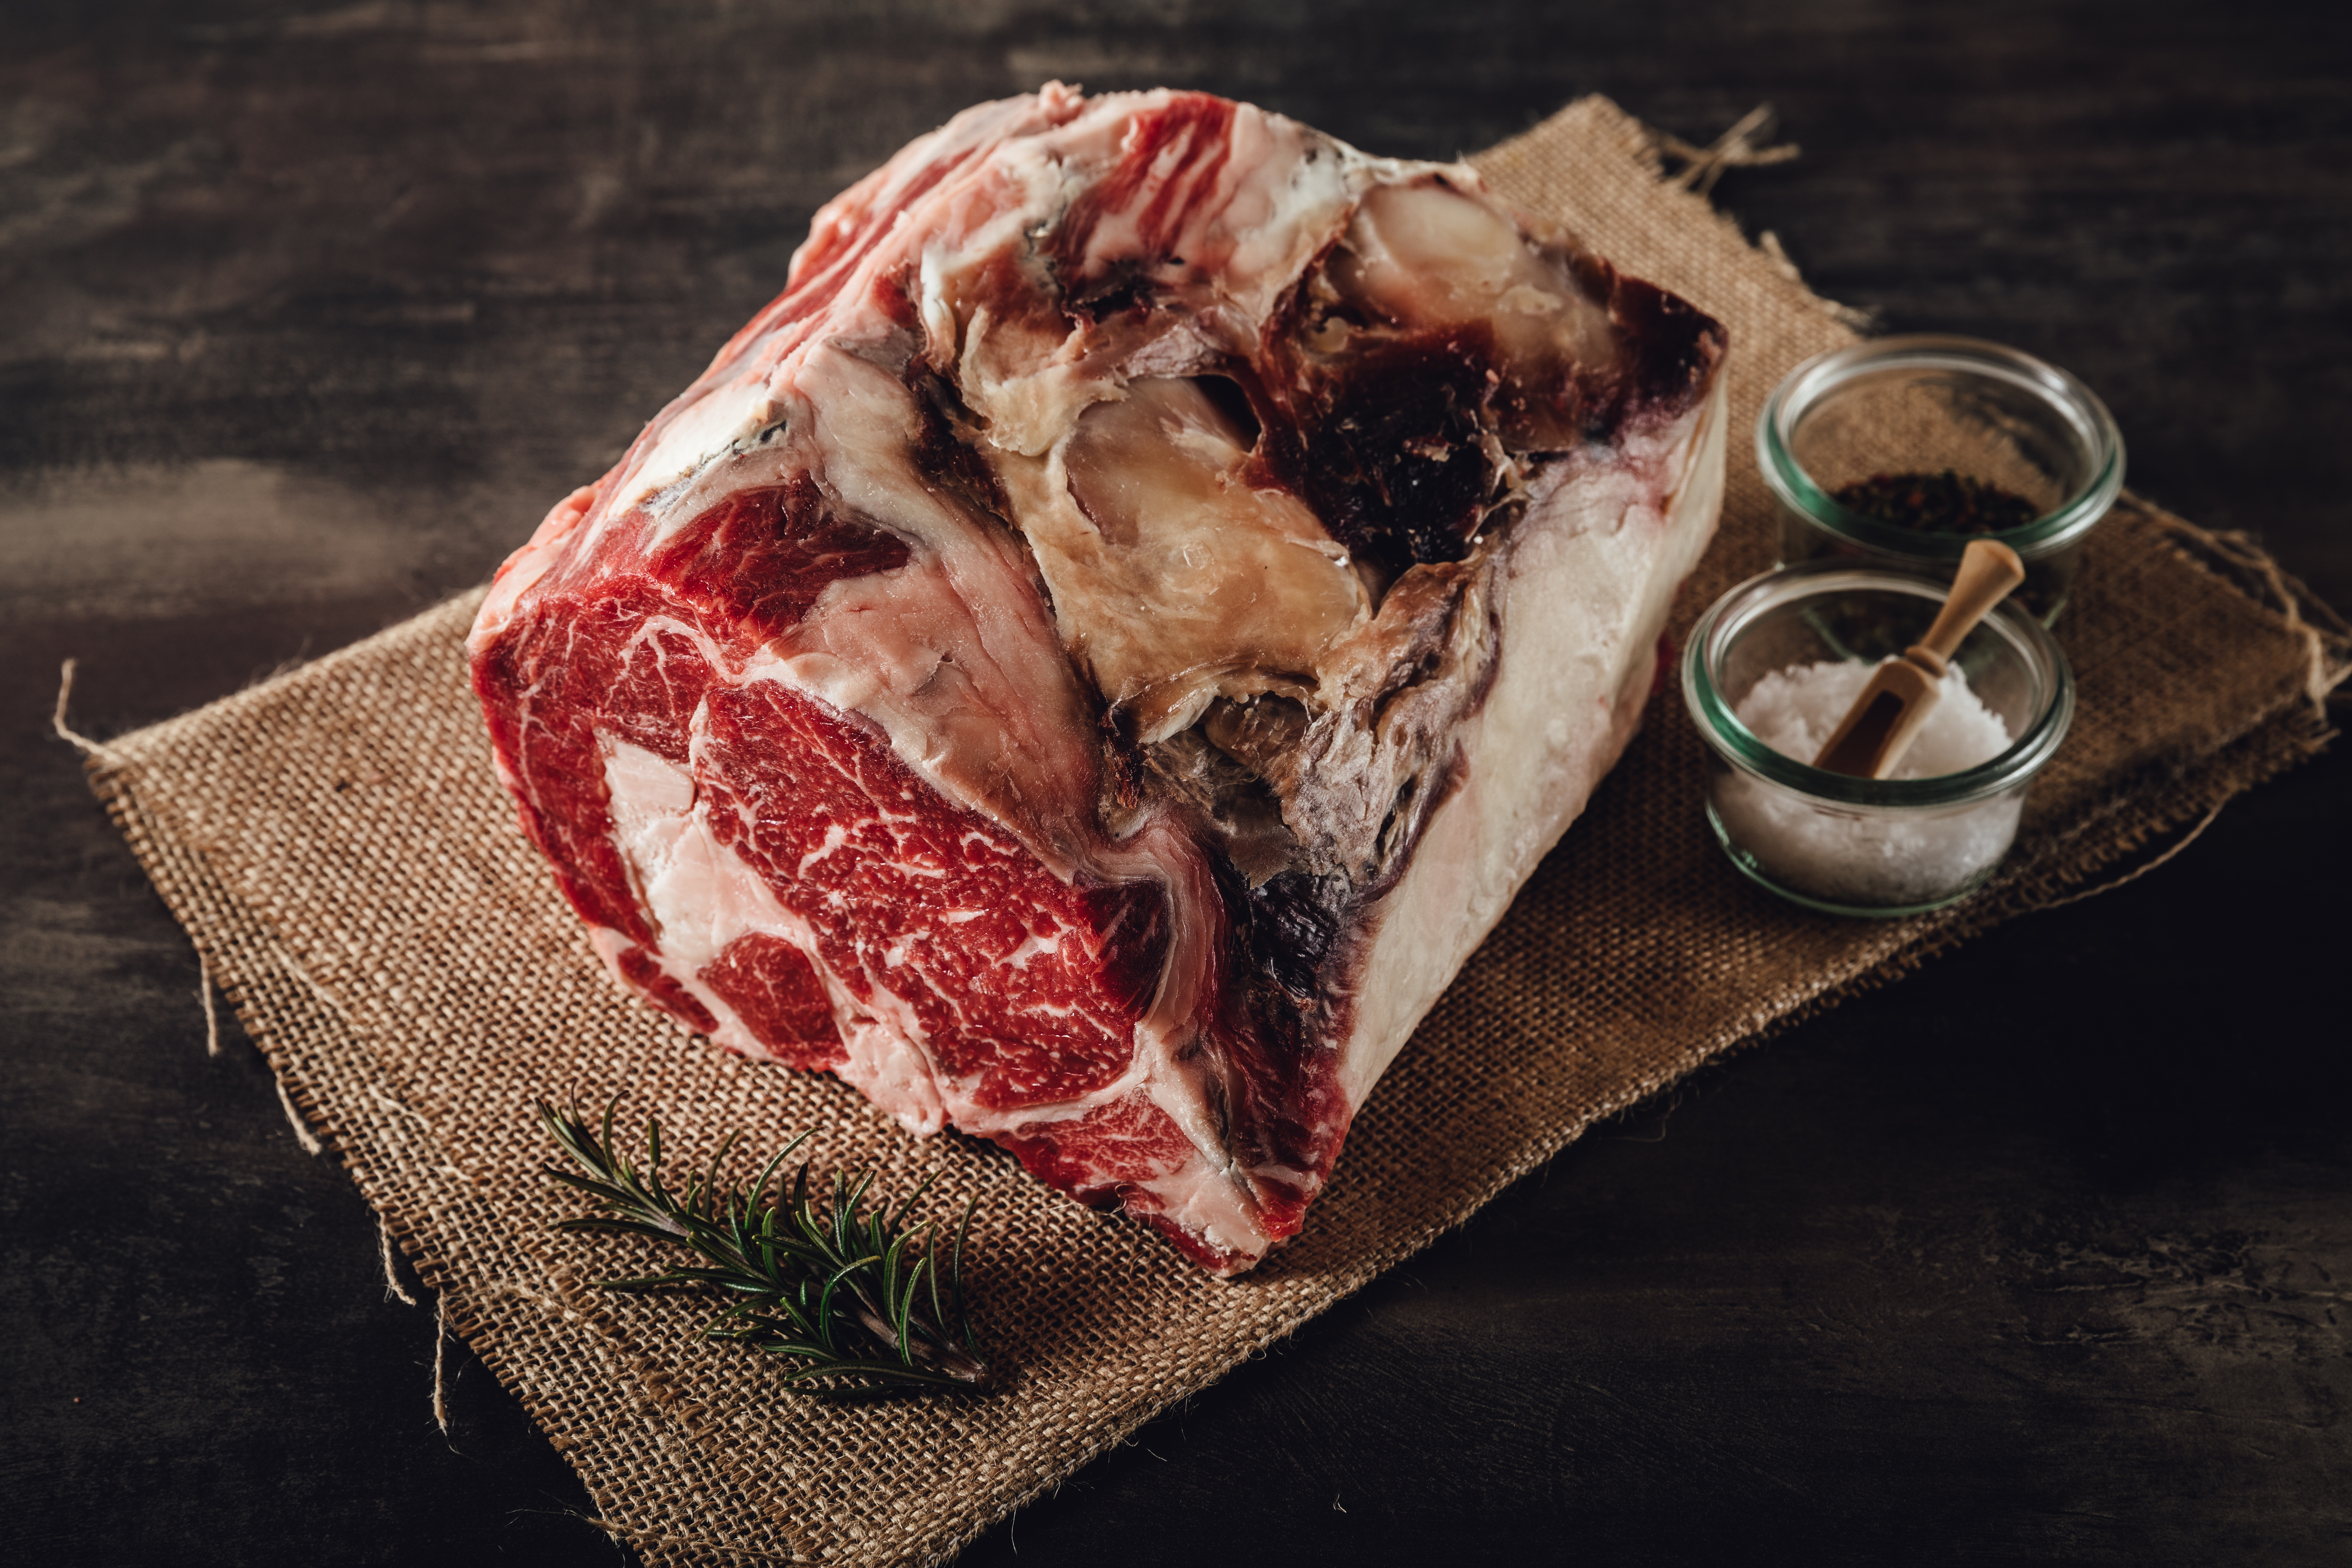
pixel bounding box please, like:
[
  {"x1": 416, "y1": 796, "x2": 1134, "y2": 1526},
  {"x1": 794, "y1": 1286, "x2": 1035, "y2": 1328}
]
[
  {"x1": 1681, "y1": 561, "x2": 2075, "y2": 917},
  {"x1": 1759, "y1": 336, "x2": 2124, "y2": 623}
]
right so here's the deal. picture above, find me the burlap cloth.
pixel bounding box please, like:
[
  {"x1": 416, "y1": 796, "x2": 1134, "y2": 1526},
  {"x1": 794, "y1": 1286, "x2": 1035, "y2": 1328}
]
[{"x1": 82, "y1": 98, "x2": 2351, "y2": 1566}]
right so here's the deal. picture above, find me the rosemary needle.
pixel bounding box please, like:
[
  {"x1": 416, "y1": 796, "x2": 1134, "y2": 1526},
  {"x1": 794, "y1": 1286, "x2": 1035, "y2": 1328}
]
[{"x1": 535, "y1": 1098, "x2": 994, "y2": 1398}]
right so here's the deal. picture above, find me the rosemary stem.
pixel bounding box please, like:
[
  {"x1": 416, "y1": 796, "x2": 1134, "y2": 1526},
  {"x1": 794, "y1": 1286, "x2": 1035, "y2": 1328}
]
[{"x1": 535, "y1": 1098, "x2": 994, "y2": 1399}]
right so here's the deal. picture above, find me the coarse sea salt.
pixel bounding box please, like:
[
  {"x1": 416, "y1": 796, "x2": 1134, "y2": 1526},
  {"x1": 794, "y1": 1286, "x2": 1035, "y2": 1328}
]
[
  {"x1": 1715, "y1": 658, "x2": 2021, "y2": 909},
  {"x1": 1738, "y1": 659, "x2": 2014, "y2": 778}
]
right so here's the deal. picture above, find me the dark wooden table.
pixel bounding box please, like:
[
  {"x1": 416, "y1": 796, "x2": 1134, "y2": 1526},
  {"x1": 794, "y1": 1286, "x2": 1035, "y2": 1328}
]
[{"x1": 7, "y1": 4, "x2": 2347, "y2": 1563}]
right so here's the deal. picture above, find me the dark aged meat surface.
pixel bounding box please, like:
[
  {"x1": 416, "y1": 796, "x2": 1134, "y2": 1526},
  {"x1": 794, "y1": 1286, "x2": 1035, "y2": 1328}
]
[{"x1": 470, "y1": 85, "x2": 1727, "y2": 1274}]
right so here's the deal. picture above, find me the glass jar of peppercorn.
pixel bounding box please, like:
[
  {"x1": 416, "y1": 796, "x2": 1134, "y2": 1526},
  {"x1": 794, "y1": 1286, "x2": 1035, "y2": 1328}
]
[{"x1": 1757, "y1": 336, "x2": 2124, "y2": 622}]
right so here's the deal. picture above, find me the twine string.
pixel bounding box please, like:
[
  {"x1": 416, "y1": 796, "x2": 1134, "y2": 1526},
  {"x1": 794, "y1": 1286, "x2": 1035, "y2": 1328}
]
[
  {"x1": 1653, "y1": 103, "x2": 1800, "y2": 196},
  {"x1": 2026, "y1": 797, "x2": 2229, "y2": 915},
  {"x1": 198, "y1": 951, "x2": 221, "y2": 1057},
  {"x1": 432, "y1": 1293, "x2": 450, "y2": 1437},
  {"x1": 2144, "y1": 511, "x2": 2352, "y2": 712},
  {"x1": 51, "y1": 658, "x2": 129, "y2": 764},
  {"x1": 274, "y1": 1079, "x2": 324, "y2": 1156},
  {"x1": 380, "y1": 1215, "x2": 420, "y2": 1307}
]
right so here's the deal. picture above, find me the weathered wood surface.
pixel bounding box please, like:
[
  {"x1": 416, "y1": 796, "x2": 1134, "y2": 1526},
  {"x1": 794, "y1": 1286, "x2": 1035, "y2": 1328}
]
[{"x1": 5, "y1": 3, "x2": 2347, "y2": 1563}]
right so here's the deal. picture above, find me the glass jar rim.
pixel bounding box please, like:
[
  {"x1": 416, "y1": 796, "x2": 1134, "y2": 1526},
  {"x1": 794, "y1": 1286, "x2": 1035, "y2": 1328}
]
[
  {"x1": 1757, "y1": 334, "x2": 2125, "y2": 562},
  {"x1": 1681, "y1": 560, "x2": 2076, "y2": 807}
]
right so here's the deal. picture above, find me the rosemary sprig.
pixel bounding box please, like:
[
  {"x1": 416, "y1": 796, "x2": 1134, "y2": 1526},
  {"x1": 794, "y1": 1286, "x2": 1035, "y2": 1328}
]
[{"x1": 535, "y1": 1098, "x2": 993, "y2": 1398}]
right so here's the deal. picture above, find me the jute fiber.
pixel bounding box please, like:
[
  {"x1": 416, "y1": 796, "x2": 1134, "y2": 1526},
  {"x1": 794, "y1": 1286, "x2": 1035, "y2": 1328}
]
[{"x1": 85, "y1": 97, "x2": 2351, "y2": 1566}]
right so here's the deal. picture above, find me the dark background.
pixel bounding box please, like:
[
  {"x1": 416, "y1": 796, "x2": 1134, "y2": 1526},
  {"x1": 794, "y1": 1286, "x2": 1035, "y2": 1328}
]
[{"x1": 5, "y1": 3, "x2": 2348, "y2": 1563}]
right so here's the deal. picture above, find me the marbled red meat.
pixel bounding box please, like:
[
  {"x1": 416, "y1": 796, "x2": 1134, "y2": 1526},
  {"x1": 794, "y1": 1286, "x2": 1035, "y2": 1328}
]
[{"x1": 470, "y1": 85, "x2": 1727, "y2": 1273}]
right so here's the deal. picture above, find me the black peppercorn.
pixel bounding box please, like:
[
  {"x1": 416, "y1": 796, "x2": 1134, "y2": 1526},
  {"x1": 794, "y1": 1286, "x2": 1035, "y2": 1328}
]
[{"x1": 1830, "y1": 469, "x2": 2039, "y2": 535}]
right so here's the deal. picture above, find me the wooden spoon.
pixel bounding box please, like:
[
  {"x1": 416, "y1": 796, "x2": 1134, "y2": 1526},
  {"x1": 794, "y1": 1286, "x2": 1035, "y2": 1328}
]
[{"x1": 1812, "y1": 538, "x2": 2028, "y2": 779}]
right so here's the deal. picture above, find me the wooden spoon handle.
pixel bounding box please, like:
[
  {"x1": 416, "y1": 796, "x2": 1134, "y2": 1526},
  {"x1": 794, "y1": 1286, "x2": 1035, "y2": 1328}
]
[{"x1": 1915, "y1": 538, "x2": 2026, "y2": 664}]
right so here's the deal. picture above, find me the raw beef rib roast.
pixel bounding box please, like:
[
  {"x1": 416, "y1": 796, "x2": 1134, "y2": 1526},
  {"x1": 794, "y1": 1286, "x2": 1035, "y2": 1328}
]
[{"x1": 471, "y1": 85, "x2": 1726, "y2": 1274}]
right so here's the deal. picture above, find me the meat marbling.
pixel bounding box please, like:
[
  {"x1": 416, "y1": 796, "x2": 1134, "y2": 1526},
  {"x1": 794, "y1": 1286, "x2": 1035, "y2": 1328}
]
[{"x1": 470, "y1": 85, "x2": 1727, "y2": 1274}]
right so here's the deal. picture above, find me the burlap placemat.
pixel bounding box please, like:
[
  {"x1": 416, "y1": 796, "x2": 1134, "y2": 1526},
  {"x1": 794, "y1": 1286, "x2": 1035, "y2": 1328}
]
[{"x1": 77, "y1": 97, "x2": 2350, "y2": 1567}]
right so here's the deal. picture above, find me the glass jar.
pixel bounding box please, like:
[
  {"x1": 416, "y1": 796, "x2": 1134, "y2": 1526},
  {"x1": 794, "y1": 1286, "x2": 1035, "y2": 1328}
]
[
  {"x1": 1681, "y1": 561, "x2": 2075, "y2": 917},
  {"x1": 1758, "y1": 335, "x2": 2124, "y2": 622}
]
